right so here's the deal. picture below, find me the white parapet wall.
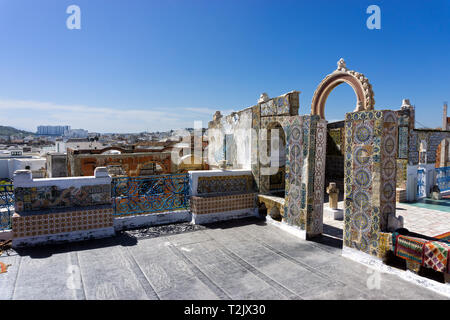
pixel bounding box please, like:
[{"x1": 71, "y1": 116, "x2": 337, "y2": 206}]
[
  {"x1": 188, "y1": 169, "x2": 252, "y2": 196},
  {"x1": 14, "y1": 167, "x2": 111, "y2": 189},
  {"x1": 13, "y1": 227, "x2": 115, "y2": 248},
  {"x1": 13, "y1": 167, "x2": 112, "y2": 212},
  {"x1": 191, "y1": 208, "x2": 258, "y2": 225},
  {"x1": 11, "y1": 167, "x2": 115, "y2": 248}
]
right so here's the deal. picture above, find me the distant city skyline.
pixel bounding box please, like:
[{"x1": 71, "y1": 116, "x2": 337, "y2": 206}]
[{"x1": 0, "y1": 1, "x2": 449, "y2": 133}]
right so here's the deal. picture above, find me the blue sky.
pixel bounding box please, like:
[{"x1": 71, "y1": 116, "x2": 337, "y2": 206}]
[{"x1": 0, "y1": 0, "x2": 448, "y2": 133}]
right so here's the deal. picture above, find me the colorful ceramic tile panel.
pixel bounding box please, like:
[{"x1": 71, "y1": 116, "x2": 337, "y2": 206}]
[
  {"x1": 191, "y1": 193, "x2": 256, "y2": 214},
  {"x1": 197, "y1": 175, "x2": 254, "y2": 195},
  {"x1": 342, "y1": 110, "x2": 397, "y2": 256},
  {"x1": 12, "y1": 206, "x2": 114, "y2": 239},
  {"x1": 260, "y1": 94, "x2": 291, "y2": 117},
  {"x1": 14, "y1": 184, "x2": 111, "y2": 213},
  {"x1": 285, "y1": 116, "x2": 305, "y2": 227},
  {"x1": 311, "y1": 118, "x2": 326, "y2": 235},
  {"x1": 398, "y1": 126, "x2": 409, "y2": 159}
]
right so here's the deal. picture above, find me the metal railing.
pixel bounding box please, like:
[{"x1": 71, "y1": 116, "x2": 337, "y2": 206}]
[
  {"x1": 112, "y1": 174, "x2": 189, "y2": 216},
  {"x1": 436, "y1": 166, "x2": 450, "y2": 192},
  {"x1": 0, "y1": 184, "x2": 14, "y2": 231}
]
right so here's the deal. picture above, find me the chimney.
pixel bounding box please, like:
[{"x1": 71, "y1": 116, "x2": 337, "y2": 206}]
[{"x1": 443, "y1": 102, "x2": 448, "y2": 131}]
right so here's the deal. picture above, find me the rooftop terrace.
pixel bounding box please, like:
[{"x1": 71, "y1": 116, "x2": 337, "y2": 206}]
[{"x1": 0, "y1": 218, "x2": 446, "y2": 300}]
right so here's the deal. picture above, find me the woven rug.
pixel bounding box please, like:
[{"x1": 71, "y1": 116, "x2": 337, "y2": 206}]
[
  {"x1": 434, "y1": 232, "x2": 450, "y2": 243},
  {"x1": 0, "y1": 261, "x2": 11, "y2": 274},
  {"x1": 423, "y1": 241, "x2": 450, "y2": 273},
  {"x1": 394, "y1": 235, "x2": 428, "y2": 264}
]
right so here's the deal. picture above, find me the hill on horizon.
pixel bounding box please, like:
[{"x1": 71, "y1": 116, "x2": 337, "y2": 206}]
[{"x1": 0, "y1": 126, "x2": 35, "y2": 137}]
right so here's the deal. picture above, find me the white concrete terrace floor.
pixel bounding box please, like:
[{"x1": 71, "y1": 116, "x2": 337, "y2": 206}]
[{"x1": 0, "y1": 217, "x2": 447, "y2": 300}]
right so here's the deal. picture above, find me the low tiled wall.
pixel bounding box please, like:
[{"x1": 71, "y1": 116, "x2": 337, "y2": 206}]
[
  {"x1": 12, "y1": 168, "x2": 115, "y2": 247},
  {"x1": 189, "y1": 169, "x2": 253, "y2": 196},
  {"x1": 14, "y1": 169, "x2": 111, "y2": 212},
  {"x1": 189, "y1": 169, "x2": 257, "y2": 224},
  {"x1": 191, "y1": 193, "x2": 256, "y2": 215},
  {"x1": 12, "y1": 206, "x2": 113, "y2": 239}
]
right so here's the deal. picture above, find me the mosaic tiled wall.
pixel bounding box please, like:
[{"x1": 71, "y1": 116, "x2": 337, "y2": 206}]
[
  {"x1": 398, "y1": 126, "x2": 409, "y2": 159},
  {"x1": 396, "y1": 159, "x2": 407, "y2": 189},
  {"x1": 14, "y1": 184, "x2": 111, "y2": 213},
  {"x1": 380, "y1": 111, "x2": 398, "y2": 232},
  {"x1": 259, "y1": 115, "x2": 292, "y2": 195},
  {"x1": 251, "y1": 92, "x2": 300, "y2": 193},
  {"x1": 284, "y1": 116, "x2": 306, "y2": 228},
  {"x1": 311, "y1": 119, "x2": 327, "y2": 236},
  {"x1": 191, "y1": 193, "x2": 255, "y2": 215},
  {"x1": 409, "y1": 130, "x2": 450, "y2": 165},
  {"x1": 251, "y1": 105, "x2": 261, "y2": 191},
  {"x1": 343, "y1": 110, "x2": 398, "y2": 257},
  {"x1": 12, "y1": 206, "x2": 114, "y2": 239},
  {"x1": 269, "y1": 166, "x2": 285, "y2": 191},
  {"x1": 197, "y1": 175, "x2": 254, "y2": 195},
  {"x1": 257, "y1": 113, "x2": 325, "y2": 237}
]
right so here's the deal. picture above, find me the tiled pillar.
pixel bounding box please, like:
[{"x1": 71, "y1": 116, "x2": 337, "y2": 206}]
[
  {"x1": 343, "y1": 110, "x2": 398, "y2": 257},
  {"x1": 283, "y1": 115, "x2": 327, "y2": 238}
]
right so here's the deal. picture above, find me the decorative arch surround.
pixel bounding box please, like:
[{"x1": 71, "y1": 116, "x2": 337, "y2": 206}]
[
  {"x1": 259, "y1": 117, "x2": 290, "y2": 195},
  {"x1": 311, "y1": 59, "x2": 375, "y2": 119},
  {"x1": 258, "y1": 114, "x2": 326, "y2": 234}
]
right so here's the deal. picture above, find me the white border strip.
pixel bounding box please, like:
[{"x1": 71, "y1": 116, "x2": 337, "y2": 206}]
[
  {"x1": 191, "y1": 208, "x2": 257, "y2": 225},
  {"x1": 342, "y1": 246, "x2": 450, "y2": 298},
  {"x1": 265, "y1": 216, "x2": 307, "y2": 240}
]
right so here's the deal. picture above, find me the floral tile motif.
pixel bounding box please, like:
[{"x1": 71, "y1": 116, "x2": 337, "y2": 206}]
[{"x1": 15, "y1": 184, "x2": 111, "y2": 213}]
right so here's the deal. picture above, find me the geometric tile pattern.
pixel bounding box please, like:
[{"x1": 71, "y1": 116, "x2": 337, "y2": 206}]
[
  {"x1": 190, "y1": 193, "x2": 256, "y2": 215},
  {"x1": 423, "y1": 241, "x2": 450, "y2": 273},
  {"x1": 12, "y1": 206, "x2": 114, "y2": 239},
  {"x1": 394, "y1": 234, "x2": 428, "y2": 264}
]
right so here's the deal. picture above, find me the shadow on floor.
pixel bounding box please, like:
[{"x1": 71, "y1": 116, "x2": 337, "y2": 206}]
[
  {"x1": 12, "y1": 217, "x2": 348, "y2": 259},
  {"x1": 323, "y1": 223, "x2": 343, "y2": 240},
  {"x1": 309, "y1": 233, "x2": 343, "y2": 250},
  {"x1": 14, "y1": 232, "x2": 139, "y2": 258},
  {"x1": 12, "y1": 217, "x2": 267, "y2": 258}
]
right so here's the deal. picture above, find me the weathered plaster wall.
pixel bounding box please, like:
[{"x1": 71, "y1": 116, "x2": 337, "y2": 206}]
[
  {"x1": 207, "y1": 107, "x2": 253, "y2": 170},
  {"x1": 67, "y1": 150, "x2": 173, "y2": 177},
  {"x1": 46, "y1": 153, "x2": 68, "y2": 177}
]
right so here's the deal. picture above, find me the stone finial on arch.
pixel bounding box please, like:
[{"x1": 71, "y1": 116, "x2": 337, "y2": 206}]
[{"x1": 311, "y1": 59, "x2": 375, "y2": 119}]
